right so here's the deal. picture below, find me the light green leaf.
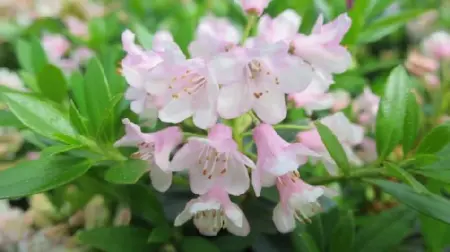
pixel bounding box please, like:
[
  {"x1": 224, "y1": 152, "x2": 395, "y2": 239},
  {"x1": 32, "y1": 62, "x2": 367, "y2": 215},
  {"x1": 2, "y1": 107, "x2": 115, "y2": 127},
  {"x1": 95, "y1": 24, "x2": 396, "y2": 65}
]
[
  {"x1": 41, "y1": 144, "x2": 84, "y2": 157},
  {"x1": 181, "y1": 237, "x2": 220, "y2": 252},
  {"x1": 2, "y1": 92, "x2": 77, "y2": 140},
  {"x1": 385, "y1": 162, "x2": 428, "y2": 193},
  {"x1": 69, "y1": 101, "x2": 88, "y2": 135},
  {"x1": 315, "y1": 122, "x2": 350, "y2": 175},
  {"x1": 416, "y1": 123, "x2": 450, "y2": 154},
  {"x1": 78, "y1": 227, "x2": 151, "y2": 252},
  {"x1": 104, "y1": 160, "x2": 149, "y2": 184},
  {"x1": 0, "y1": 110, "x2": 24, "y2": 128},
  {"x1": 133, "y1": 22, "x2": 153, "y2": 49},
  {"x1": 37, "y1": 64, "x2": 68, "y2": 103},
  {"x1": 375, "y1": 66, "x2": 409, "y2": 159},
  {"x1": 367, "y1": 0, "x2": 396, "y2": 20},
  {"x1": 343, "y1": 0, "x2": 371, "y2": 45},
  {"x1": 358, "y1": 9, "x2": 426, "y2": 44},
  {"x1": 353, "y1": 205, "x2": 416, "y2": 252},
  {"x1": 329, "y1": 211, "x2": 355, "y2": 252},
  {"x1": 30, "y1": 37, "x2": 48, "y2": 74},
  {"x1": 0, "y1": 157, "x2": 91, "y2": 199},
  {"x1": 15, "y1": 40, "x2": 33, "y2": 73},
  {"x1": 83, "y1": 58, "x2": 112, "y2": 133},
  {"x1": 367, "y1": 179, "x2": 450, "y2": 224}
]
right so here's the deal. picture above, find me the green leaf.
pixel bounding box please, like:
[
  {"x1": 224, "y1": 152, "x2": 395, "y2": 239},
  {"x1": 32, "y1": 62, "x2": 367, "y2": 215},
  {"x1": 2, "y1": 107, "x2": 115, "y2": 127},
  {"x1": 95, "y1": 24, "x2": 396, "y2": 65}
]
[
  {"x1": 30, "y1": 37, "x2": 48, "y2": 74},
  {"x1": 41, "y1": 144, "x2": 84, "y2": 157},
  {"x1": 367, "y1": 0, "x2": 396, "y2": 20},
  {"x1": 104, "y1": 160, "x2": 149, "y2": 184},
  {"x1": 0, "y1": 110, "x2": 24, "y2": 128},
  {"x1": 83, "y1": 58, "x2": 112, "y2": 132},
  {"x1": 367, "y1": 179, "x2": 450, "y2": 224},
  {"x1": 402, "y1": 91, "x2": 421, "y2": 154},
  {"x1": 19, "y1": 71, "x2": 39, "y2": 92},
  {"x1": 15, "y1": 40, "x2": 33, "y2": 73},
  {"x1": 69, "y1": 101, "x2": 88, "y2": 135},
  {"x1": 0, "y1": 157, "x2": 91, "y2": 199},
  {"x1": 124, "y1": 185, "x2": 167, "y2": 226},
  {"x1": 181, "y1": 237, "x2": 220, "y2": 252},
  {"x1": 2, "y1": 92, "x2": 77, "y2": 140},
  {"x1": 148, "y1": 226, "x2": 172, "y2": 244},
  {"x1": 37, "y1": 64, "x2": 68, "y2": 103},
  {"x1": 78, "y1": 227, "x2": 151, "y2": 252},
  {"x1": 384, "y1": 162, "x2": 428, "y2": 193},
  {"x1": 416, "y1": 123, "x2": 450, "y2": 154},
  {"x1": 70, "y1": 71, "x2": 87, "y2": 117},
  {"x1": 353, "y1": 205, "x2": 416, "y2": 252},
  {"x1": 133, "y1": 22, "x2": 153, "y2": 49},
  {"x1": 315, "y1": 122, "x2": 350, "y2": 175},
  {"x1": 358, "y1": 9, "x2": 426, "y2": 44},
  {"x1": 292, "y1": 229, "x2": 320, "y2": 252},
  {"x1": 213, "y1": 235, "x2": 255, "y2": 252},
  {"x1": 343, "y1": 0, "x2": 371, "y2": 45},
  {"x1": 375, "y1": 66, "x2": 409, "y2": 159},
  {"x1": 329, "y1": 211, "x2": 355, "y2": 252}
]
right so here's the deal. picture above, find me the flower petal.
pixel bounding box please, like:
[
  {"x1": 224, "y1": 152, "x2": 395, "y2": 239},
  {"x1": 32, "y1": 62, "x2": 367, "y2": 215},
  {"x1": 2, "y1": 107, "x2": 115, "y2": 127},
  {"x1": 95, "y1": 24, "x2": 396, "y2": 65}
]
[
  {"x1": 174, "y1": 200, "x2": 194, "y2": 226},
  {"x1": 217, "y1": 83, "x2": 253, "y2": 119},
  {"x1": 224, "y1": 156, "x2": 250, "y2": 196},
  {"x1": 114, "y1": 119, "x2": 147, "y2": 147},
  {"x1": 272, "y1": 203, "x2": 296, "y2": 233},
  {"x1": 170, "y1": 142, "x2": 202, "y2": 171},
  {"x1": 149, "y1": 166, "x2": 172, "y2": 193},
  {"x1": 158, "y1": 96, "x2": 193, "y2": 123},
  {"x1": 253, "y1": 87, "x2": 287, "y2": 124}
]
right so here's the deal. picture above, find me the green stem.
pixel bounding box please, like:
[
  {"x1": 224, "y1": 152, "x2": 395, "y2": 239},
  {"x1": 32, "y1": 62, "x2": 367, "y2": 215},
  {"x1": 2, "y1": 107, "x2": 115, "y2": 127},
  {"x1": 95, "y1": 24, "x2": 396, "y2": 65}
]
[
  {"x1": 183, "y1": 132, "x2": 205, "y2": 140},
  {"x1": 240, "y1": 14, "x2": 257, "y2": 45},
  {"x1": 242, "y1": 124, "x2": 311, "y2": 137},
  {"x1": 248, "y1": 111, "x2": 261, "y2": 125},
  {"x1": 306, "y1": 168, "x2": 385, "y2": 185}
]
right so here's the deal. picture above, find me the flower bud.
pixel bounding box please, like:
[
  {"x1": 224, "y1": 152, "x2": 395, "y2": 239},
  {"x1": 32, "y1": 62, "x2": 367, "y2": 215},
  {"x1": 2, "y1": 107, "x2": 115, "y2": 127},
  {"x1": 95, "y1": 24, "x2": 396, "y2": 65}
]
[{"x1": 238, "y1": 0, "x2": 271, "y2": 16}]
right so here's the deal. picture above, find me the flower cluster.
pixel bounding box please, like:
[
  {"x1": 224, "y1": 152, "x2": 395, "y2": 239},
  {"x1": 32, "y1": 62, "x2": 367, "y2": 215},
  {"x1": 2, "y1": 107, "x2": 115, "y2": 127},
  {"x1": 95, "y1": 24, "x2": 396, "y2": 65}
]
[{"x1": 116, "y1": 0, "x2": 357, "y2": 236}]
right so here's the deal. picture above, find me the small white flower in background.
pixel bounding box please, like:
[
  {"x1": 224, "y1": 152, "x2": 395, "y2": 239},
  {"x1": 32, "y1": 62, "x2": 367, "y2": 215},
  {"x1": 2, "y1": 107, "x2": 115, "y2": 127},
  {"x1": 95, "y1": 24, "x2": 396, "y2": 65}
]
[
  {"x1": 0, "y1": 68, "x2": 25, "y2": 91},
  {"x1": 422, "y1": 31, "x2": 450, "y2": 60}
]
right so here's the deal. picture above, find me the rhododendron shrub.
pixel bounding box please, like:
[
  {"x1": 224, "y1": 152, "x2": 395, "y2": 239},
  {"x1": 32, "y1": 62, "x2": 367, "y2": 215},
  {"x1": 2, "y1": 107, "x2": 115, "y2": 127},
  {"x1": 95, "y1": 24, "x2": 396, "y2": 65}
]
[{"x1": 0, "y1": 0, "x2": 449, "y2": 251}]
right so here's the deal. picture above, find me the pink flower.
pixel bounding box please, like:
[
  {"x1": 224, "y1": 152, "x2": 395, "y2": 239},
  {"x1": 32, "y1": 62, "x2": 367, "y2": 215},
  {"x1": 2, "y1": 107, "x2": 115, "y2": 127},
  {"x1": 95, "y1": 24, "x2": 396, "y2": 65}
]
[
  {"x1": 292, "y1": 13, "x2": 352, "y2": 74},
  {"x1": 252, "y1": 124, "x2": 318, "y2": 196},
  {"x1": 210, "y1": 43, "x2": 313, "y2": 124},
  {"x1": 65, "y1": 16, "x2": 89, "y2": 38},
  {"x1": 72, "y1": 47, "x2": 93, "y2": 64},
  {"x1": 356, "y1": 137, "x2": 378, "y2": 163},
  {"x1": 174, "y1": 186, "x2": 250, "y2": 236},
  {"x1": 422, "y1": 31, "x2": 450, "y2": 60},
  {"x1": 331, "y1": 90, "x2": 351, "y2": 112},
  {"x1": 353, "y1": 87, "x2": 380, "y2": 126},
  {"x1": 238, "y1": 0, "x2": 272, "y2": 16},
  {"x1": 189, "y1": 15, "x2": 240, "y2": 59},
  {"x1": 297, "y1": 112, "x2": 364, "y2": 175},
  {"x1": 146, "y1": 56, "x2": 219, "y2": 129},
  {"x1": 273, "y1": 173, "x2": 324, "y2": 233},
  {"x1": 288, "y1": 78, "x2": 334, "y2": 114},
  {"x1": 114, "y1": 119, "x2": 182, "y2": 192},
  {"x1": 257, "y1": 9, "x2": 301, "y2": 43},
  {"x1": 41, "y1": 34, "x2": 70, "y2": 62},
  {"x1": 171, "y1": 124, "x2": 255, "y2": 195}
]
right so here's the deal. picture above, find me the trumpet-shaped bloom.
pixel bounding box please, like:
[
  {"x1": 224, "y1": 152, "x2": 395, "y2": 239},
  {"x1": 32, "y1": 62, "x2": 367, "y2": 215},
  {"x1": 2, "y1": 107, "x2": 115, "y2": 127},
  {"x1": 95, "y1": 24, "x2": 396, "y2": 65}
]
[
  {"x1": 210, "y1": 43, "x2": 313, "y2": 124},
  {"x1": 352, "y1": 87, "x2": 380, "y2": 126},
  {"x1": 297, "y1": 112, "x2": 364, "y2": 175},
  {"x1": 237, "y1": 0, "x2": 272, "y2": 16},
  {"x1": 292, "y1": 13, "x2": 352, "y2": 74},
  {"x1": 189, "y1": 15, "x2": 240, "y2": 59},
  {"x1": 252, "y1": 124, "x2": 318, "y2": 196},
  {"x1": 114, "y1": 119, "x2": 182, "y2": 192},
  {"x1": 171, "y1": 124, "x2": 255, "y2": 195},
  {"x1": 65, "y1": 16, "x2": 88, "y2": 38},
  {"x1": 174, "y1": 186, "x2": 250, "y2": 236},
  {"x1": 422, "y1": 31, "x2": 450, "y2": 60},
  {"x1": 41, "y1": 34, "x2": 70, "y2": 62},
  {"x1": 288, "y1": 76, "x2": 335, "y2": 114},
  {"x1": 273, "y1": 173, "x2": 324, "y2": 233},
  {"x1": 257, "y1": 9, "x2": 301, "y2": 43}
]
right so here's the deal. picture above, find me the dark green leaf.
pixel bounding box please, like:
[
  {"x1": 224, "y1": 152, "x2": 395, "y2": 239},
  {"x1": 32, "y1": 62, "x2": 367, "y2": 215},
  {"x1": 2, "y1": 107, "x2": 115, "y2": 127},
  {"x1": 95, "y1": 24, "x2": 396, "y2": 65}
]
[
  {"x1": 329, "y1": 211, "x2": 355, "y2": 252},
  {"x1": 358, "y1": 9, "x2": 426, "y2": 44},
  {"x1": 78, "y1": 227, "x2": 151, "y2": 252},
  {"x1": 37, "y1": 64, "x2": 68, "y2": 103},
  {"x1": 0, "y1": 157, "x2": 91, "y2": 199},
  {"x1": 416, "y1": 123, "x2": 450, "y2": 154},
  {"x1": 148, "y1": 226, "x2": 172, "y2": 244},
  {"x1": 403, "y1": 91, "x2": 421, "y2": 154},
  {"x1": 292, "y1": 228, "x2": 320, "y2": 252},
  {"x1": 124, "y1": 184, "x2": 167, "y2": 226},
  {"x1": 368, "y1": 179, "x2": 450, "y2": 224},
  {"x1": 315, "y1": 122, "x2": 350, "y2": 175},
  {"x1": 213, "y1": 235, "x2": 255, "y2": 252},
  {"x1": 104, "y1": 160, "x2": 149, "y2": 184},
  {"x1": 83, "y1": 58, "x2": 112, "y2": 132},
  {"x1": 385, "y1": 162, "x2": 428, "y2": 193},
  {"x1": 353, "y1": 205, "x2": 416, "y2": 252},
  {"x1": 2, "y1": 92, "x2": 77, "y2": 140},
  {"x1": 181, "y1": 237, "x2": 220, "y2": 252},
  {"x1": 375, "y1": 66, "x2": 409, "y2": 159}
]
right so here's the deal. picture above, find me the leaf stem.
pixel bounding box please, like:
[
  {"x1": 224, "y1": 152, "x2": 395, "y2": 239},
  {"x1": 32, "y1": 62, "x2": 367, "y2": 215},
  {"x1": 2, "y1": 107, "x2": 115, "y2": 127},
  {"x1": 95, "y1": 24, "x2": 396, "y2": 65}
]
[
  {"x1": 242, "y1": 124, "x2": 311, "y2": 137},
  {"x1": 306, "y1": 168, "x2": 385, "y2": 185}
]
